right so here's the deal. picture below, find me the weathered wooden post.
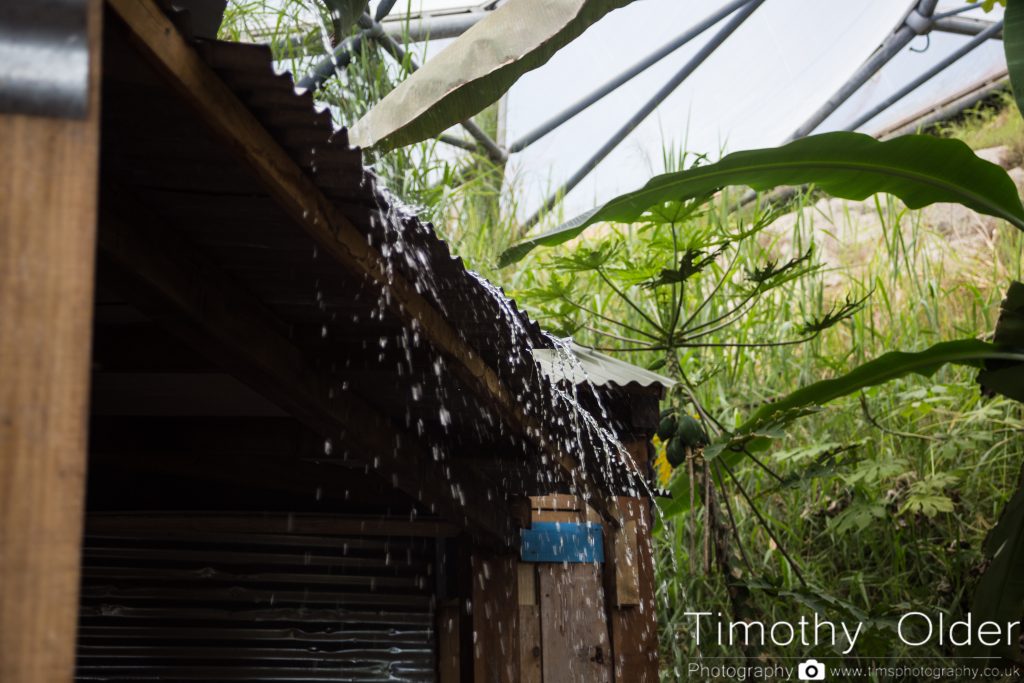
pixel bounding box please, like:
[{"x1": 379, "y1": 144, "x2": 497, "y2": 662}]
[{"x1": 0, "y1": 1, "x2": 102, "y2": 680}]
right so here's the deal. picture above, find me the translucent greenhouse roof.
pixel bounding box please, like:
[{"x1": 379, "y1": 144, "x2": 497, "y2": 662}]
[{"x1": 372, "y1": 0, "x2": 1006, "y2": 221}]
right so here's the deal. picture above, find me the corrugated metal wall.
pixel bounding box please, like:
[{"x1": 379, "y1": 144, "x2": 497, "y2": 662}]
[{"x1": 75, "y1": 515, "x2": 438, "y2": 682}]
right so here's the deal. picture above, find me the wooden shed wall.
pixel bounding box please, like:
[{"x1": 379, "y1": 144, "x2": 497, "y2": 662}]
[{"x1": 77, "y1": 515, "x2": 439, "y2": 682}]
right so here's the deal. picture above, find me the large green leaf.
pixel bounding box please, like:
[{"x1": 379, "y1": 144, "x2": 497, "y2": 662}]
[
  {"x1": 736, "y1": 339, "x2": 1024, "y2": 436},
  {"x1": 659, "y1": 339, "x2": 1024, "y2": 519},
  {"x1": 499, "y1": 132, "x2": 1024, "y2": 266},
  {"x1": 1005, "y1": 0, "x2": 1024, "y2": 118},
  {"x1": 978, "y1": 281, "x2": 1024, "y2": 400},
  {"x1": 349, "y1": 0, "x2": 632, "y2": 151},
  {"x1": 971, "y1": 279, "x2": 1024, "y2": 663},
  {"x1": 969, "y1": 482, "x2": 1024, "y2": 662}
]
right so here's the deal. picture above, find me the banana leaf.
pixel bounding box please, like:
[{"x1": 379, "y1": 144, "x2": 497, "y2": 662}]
[
  {"x1": 971, "y1": 280, "x2": 1024, "y2": 662},
  {"x1": 968, "y1": 482, "x2": 1024, "y2": 662},
  {"x1": 499, "y1": 132, "x2": 1024, "y2": 266},
  {"x1": 978, "y1": 281, "x2": 1024, "y2": 400},
  {"x1": 737, "y1": 339, "x2": 1024, "y2": 435},
  {"x1": 349, "y1": 0, "x2": 632, "y2": 151}
]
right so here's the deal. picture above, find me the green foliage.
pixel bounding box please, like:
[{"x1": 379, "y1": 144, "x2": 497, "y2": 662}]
[
  {"x1": 936, "y1": 89, "x2": 1024, "y2": 160},
  {"x1": 735, "y1": 339, "x2": 1024, "y2": 438},
  {"x1": 979, "y1": 281, "x2": 1024, "y2": 400},
  {"x1": 970, "y1": 481, "x2": 1024, "y2": 662},
  {"x1": 516, "y1": 180, "x2": 1024, "y2": 671},
  {"x1": 970, "y1": 282, "x2": 1024, "y2": 662},
  {"x1": 500, "y1": 133, "x2": 1024, "y2": 265}
]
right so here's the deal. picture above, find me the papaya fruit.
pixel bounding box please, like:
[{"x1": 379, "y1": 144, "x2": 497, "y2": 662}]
[
  {"x1": 657, "y1": 413, "x2": 678, "y2": 441},
  {"x1": 666, "y1": 436, "x2": 688, "y2": 467},
  {"x1": 675, "y1": 414, "x2": 708, "y2": 448}
]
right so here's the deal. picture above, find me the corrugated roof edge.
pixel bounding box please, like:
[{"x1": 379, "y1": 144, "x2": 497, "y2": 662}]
[
  {"x1": 532, "y1": 342, "x2": 676, "y2": 393},
  {"x1": 158, "y1": 8, "x2": 663, "y2": 495}
]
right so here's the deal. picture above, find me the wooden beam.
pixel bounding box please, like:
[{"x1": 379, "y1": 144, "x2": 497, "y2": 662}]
[
  {"x1": 88, "y1": 445, "x2": 415, "y2": 510},
  {"x1": 105, "y1": 0, "x2": 616, "y2": 525},
  {"x1": 0, "y1": 1, "x2": 102, "y2": 679},
  {"x1": 605, "y1": 496, "x2": 658, "y2": 683},
  {"x1": 97, "y1": 206, "x2": 512, "y2": 547},
  {"x1": 87, "y1": 514, "x2": 459, "y2": 538}
]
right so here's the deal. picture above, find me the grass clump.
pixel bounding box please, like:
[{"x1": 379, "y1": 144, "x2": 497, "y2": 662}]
[{"x1": 936, "y1": 89, "x2": 1024, "y2": 164}]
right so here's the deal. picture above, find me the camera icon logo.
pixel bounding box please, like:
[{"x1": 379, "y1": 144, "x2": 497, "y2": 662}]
[{"x1": 797, "y1": 658, "x2": 826, "y2": 680}]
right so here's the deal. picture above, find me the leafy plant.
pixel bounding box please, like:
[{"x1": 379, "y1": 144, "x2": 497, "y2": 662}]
[
  {"x1": 499, "y1": 133, "x2": 1024, "y2": 266},
  {"x1": 970, "y1": 479, "x2": 1024, "y2": 662}
]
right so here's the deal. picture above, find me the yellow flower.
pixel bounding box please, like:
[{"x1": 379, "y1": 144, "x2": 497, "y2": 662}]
[{"x1": 651, "y1": 435, "x2": 673, "y2": 488}]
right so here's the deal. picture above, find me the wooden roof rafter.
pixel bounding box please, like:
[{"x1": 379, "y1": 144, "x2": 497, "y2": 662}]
[{"x1": 105, "y1": 0, "x2": 621, "y2": 527}]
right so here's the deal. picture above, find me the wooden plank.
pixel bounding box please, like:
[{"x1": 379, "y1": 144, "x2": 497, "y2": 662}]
[
  {"x1": 88, "y1": 513, "x2": 458, "y2": 538},
  {"x1": 538, "y1": 564, "x2": 612, "y2": 683},
  {"x1": 105, "y1": 0, "x2": 617, "y2": 526},
  {"x1": 437, "y1": 600, "x2": 461, "y2": 683},
  {"x1": 528, "y1": 494, "x2": 603, "y2": 525},
  {"x1": 0, "y1": 1, "x2": 102, "y2": 680},
  {"x1": 531, "y1": 494, "x2": 582, "y2": 512},
  {"x1": 96, "y1": 207, "x2": 511, "y2": 546},
  {"x1": 517, "y1": 563, "x2": 537, "y2": 606},
  {"x1": 519, "y1": 605, "x2": 542, "y2": 683},
  {"x1": 517, "y1": 564, "x2": 541, "y2": 683},
  {"x1": 605, "y1": 497, "x2": 658, "y2": 683},
  {"x1": 611, "y1": 520, "x2": 641, "y2": 607},
  {"x1": 531, "y1": 511, "x2": 583, "y2": 524},
  {"x1": 472, "y1": 554, "x2": 520, "y2": 683}
]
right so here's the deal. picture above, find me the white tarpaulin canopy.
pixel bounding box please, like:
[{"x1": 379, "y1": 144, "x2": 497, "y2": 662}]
[{"x1": 368, "y1": 0, "x2": 1006, "y2": 221}]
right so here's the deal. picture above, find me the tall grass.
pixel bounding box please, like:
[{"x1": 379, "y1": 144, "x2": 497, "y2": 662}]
[{"x1": 936, "y1": 89, "x2": 1024, "y2": 163}]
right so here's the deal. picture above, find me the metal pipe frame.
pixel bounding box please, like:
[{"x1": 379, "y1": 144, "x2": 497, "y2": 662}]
[
  {"x1": 381, "y1": 12, "x2": 490, "y2": 42},
  {"x1": 522, "y1": 0, "x2": 768, "y2": 229},
  {"x1": 878, "y1": 73, "x2": 1007, "y2": 139},
  {"x1": 786, "y1": 0, "x2": 942, "y2": 141},
  {"x1": 296, "y1": 33, "x2": 365, "y2": 90},
  {"x1": 845, "y1": 19, "x2": 1004, "y2": 132},
  {"x1": 374, "y1": 0, "x2": 400, "y2": 22},
  {"x1": 294, "y1": 0, "x2": 1004, "y2": 220},
  {"x1": 931, "y1": 1, "x2": 985, "y2": 20},
  {"x1": 932, "y1": 15, "x2": 1002, "y2": 39},
  {"x1": 507, "y1": 0, "x2": 758, "y2": 153}
]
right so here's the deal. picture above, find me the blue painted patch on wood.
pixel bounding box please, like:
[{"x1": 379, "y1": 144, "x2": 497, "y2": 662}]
[{"x1": 520, "y1": 522, "x2": 604, "y2": 563}]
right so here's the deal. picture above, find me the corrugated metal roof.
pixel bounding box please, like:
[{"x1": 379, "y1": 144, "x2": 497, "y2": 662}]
[
  {"x1": 97, "y1": 10, "x2": 659, "y2": 500},
  {"x1": 532, "y1": 342, "x2": 676, "y2": 391}
]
